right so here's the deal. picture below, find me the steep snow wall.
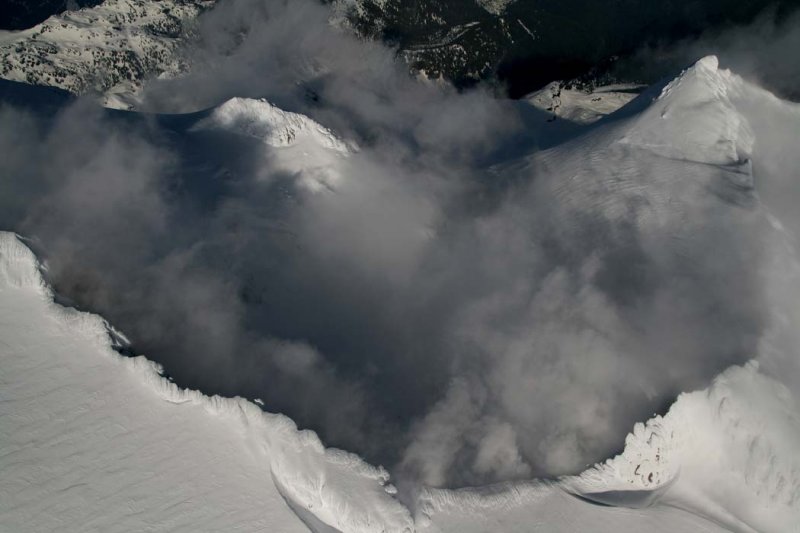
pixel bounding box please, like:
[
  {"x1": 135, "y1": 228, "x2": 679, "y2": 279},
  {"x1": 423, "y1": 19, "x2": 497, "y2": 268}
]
[
  {"x1": 0, "y1": 232, "x2": 413, "y2": 533},
  {"x1": 3, "y1": 221, "x2": 799, "y2": 533},
  {"x1": 417, "y1": 362, "x2": 800, "y2": 533},
  {"x1": 567, "y1": 362, "x2": 800, "y2": 532},
  {"x1": 3, "y1": 55, "x2": 800, "y2": 533},
  {"x1": 417, "y1": 56, "x2": 800, "y2": 533}
]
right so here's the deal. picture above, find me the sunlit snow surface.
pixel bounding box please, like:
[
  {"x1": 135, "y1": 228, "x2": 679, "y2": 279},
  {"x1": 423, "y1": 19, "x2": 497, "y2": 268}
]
[
  {"x1": 0, "y1": 235, "x2": 412, "y2": 533},
  {"x1": 194, "y1": 97, "x2": 357, "y2": 192},
  {"x1": 0, "y1": 240, "x2": 794, "y2": 533},
  {"x1": 2, "y1": 56, "x2": 800, "y2": 532},
  {"x1": 0, "y1": 0, "x2": 212, "y2": 109}
]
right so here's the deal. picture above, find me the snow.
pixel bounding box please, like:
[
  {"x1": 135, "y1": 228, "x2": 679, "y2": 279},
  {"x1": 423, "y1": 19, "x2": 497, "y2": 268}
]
[
  {"x1": 417, "y1": 485, "x2": 733, "y2": 532},
  {"x1": 202, "y1": 98, "x2": 352, "y2": 152},
  {"x1": 618, "y1": 55, "x2": 754, "y2": 167},
  {"x1": 415, "y1": 362, "x2": 800, "y2": 533},
  {"x1": 568, "y1": 362, "x2": 800, "y2": 532},
  {"x1": 518, "y1": 60, "x2": 756, "y2": 251},
  {"x1": 418, "y1": 56, "x2": 800, "y2": 533},
  {"x1": 194, "y1": 98, "x2": 356, "y2": 192},
  {"x1": 2, "y1": 56, "x2": 800, "y2": 532},
  {"x1": 0, "y1": 0, "x2": 212, "y2": 109},
  {"x1": 2, "y1": 225, "x2": 798, "y2": 531},
  {"x1": 524, "y1": 82, "x2": 644, "y2": 125},
  {"x1": 0, "y1": 232, "x2": 412, "y2": 533}
]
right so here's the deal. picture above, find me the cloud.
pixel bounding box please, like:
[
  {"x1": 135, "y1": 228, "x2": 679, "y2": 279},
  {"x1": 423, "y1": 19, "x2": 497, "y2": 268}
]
[
  {"x1": 1, "y1": 0, "x2": 799, "y2": 494},
  {"x1": 611, "y1": 6, "x2": 800, "y2": 101}
]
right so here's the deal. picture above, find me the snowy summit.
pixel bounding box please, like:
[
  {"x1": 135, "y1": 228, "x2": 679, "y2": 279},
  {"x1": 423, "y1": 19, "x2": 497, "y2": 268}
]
[{"x1": 2, "y1": 52, "x2": 800, "y2": 532}]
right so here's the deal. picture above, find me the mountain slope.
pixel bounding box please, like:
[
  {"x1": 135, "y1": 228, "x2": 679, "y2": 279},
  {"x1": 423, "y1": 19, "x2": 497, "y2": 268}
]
[
  {"x1": 3, "y1": 227, "x2": 797, "y2": 533},
  {"x1": 0, "y1": 0, "x2": 212, "y2": 109},
  {"x1": 417, "y1": 362, "x2": 800, "y2": 533},
  {"x1": 0, "y1": 0, "x2": 104, "y2": 31},
  {"x1": 425, "y1": 55, "x2": 800, "y2": 533},
  {"x1": 0, "y1": 232, "x2": 413, "y2": 533},
  {"x1": 2, "y1": 55, "x2": 800, "y2": 532}
]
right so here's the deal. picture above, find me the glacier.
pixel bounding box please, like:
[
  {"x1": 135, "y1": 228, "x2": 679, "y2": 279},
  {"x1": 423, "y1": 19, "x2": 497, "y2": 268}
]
[{"x1": 1, "y1": 53, "x2": 800, "y2": 532}]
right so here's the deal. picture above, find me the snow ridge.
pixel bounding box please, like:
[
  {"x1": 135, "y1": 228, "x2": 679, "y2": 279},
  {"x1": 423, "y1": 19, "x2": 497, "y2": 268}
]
[
  {"x1": 0, "y1": 231, "x2": 413, "y2": 533},
  {"x1": 619, "y1": 55, "x2": 755, "y2": 168},
  {"x1": 195, "y1": 97, "x2": 356, "y2": 192},
  {"x1": 4, "y1": 56, "x2": 800, "y2": 532},
  {"x1": 565, "y1": 362, "x2": 800, "y2": 532},
  {"x1": 201, "y1": 97, "x2": 353, "y2": 153},
  {"x1": 0, "y1": 0, "x2": 213, "y2": 109},
  {"x1": 0, "y1": 233, "x2": 46, "y2": 290},
  {"x1": 416, "y1": 363, "x2": 800, "y2": 533},
  {"x1": 415, "y1": 56, "x2": 800, "y2": 533}
]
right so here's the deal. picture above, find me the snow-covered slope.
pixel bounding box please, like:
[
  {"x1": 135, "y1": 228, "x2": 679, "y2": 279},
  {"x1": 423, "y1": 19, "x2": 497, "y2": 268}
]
[
  {"x1": 0, "y1": 0, "x2": 212, "y2": 109},
  {"x1": 0, "y1": 229, "x2": 769, "y2": 533},
  {"x1": 194, "y1": 97, "x2": 357, "y2": 192},
  {"x1": 0, "y1": 232, "x2": 412, "y2": 533},
  {"x1": 524, "y1": 82, "x2": 644, "y2": 124},
  {"x1": 2, "y1": 56, "x2": 800, "y2": 533},
  {"x1": 417, "y1": 362, "x2": 800, "y2": 533},
  {"x1": 568, "y1": 362, "x2": 800, "y2": 532},
  {"x1": 418, "y1": 56, "x2": 800, "y2": 533},
  {"x1": 2, "y1": 205, "x2": 798, "y2": 533},
  {"x1": 617, "y1": 56, "x2": 753, "y2": 166},
  {"x1": 518, "y1": 55, "x2": 762, "y2": 257}
]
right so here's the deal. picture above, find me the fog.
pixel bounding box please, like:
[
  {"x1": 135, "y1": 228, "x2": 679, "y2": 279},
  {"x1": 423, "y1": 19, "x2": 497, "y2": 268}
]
[
  {"x1": 612, "y1": 6, "x2": 800, "y2": 101},
  {"x1": 1, "y1": 0, "x2": 799, "y2": 493}
]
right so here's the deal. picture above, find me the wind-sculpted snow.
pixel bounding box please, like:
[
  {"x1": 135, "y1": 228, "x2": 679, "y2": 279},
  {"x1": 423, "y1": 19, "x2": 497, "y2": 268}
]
[
  {"x1": 567, "y1": 362, "x2": 800, "y2": 532},
  {"x1": 200, "y1": 97, "x2": 352, "y2": 152},
  {"x1": 3, "y1": 232, "x2": 800, "y2": 533},
  {"x1": 3, "y1": 50, "x2": 800, "y2": 531},
  {"x1": 0, "y1": 232, "x2": 666, "y2": 533},
  {"x1": 415, "y1": 362, "x2": 800, "y2": 533},
  {"x1": 194, "y1": 97, "x2": 356, "y2": 191},
  {"x1": 619, "y1": 56, "x2": 755, "y2": 167},
  {"x1": 0, "y1": 232, "x2": 413, "y2": 533}
]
